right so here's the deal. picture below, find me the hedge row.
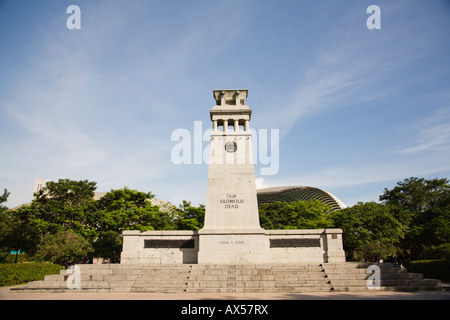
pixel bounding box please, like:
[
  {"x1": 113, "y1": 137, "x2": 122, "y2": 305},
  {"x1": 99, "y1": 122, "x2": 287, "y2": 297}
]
[
  {"x1": 409, "y1": 260, "x2": 450, "y2": 282},
  {"x1": 0, "y1": 263, "x2": 64, "y2": 287}
]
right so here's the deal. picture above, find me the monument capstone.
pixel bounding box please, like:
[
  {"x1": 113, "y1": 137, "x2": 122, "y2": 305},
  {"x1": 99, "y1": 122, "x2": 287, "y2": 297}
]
[{"x1": 121, "y1": 89, "x2": 345, "y2": 264}]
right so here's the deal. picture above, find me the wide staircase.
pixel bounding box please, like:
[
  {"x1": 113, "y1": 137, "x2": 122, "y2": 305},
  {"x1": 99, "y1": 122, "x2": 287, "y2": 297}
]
[
  {"x1": 12, "y1": 263, "x2": 445, "y2": 293},
  {"x1": 186, "y1": 264, "x2": 331, "y2": 293},
  {"x1": 323, "y1": 263, "x2": 443, "y2": 292}
]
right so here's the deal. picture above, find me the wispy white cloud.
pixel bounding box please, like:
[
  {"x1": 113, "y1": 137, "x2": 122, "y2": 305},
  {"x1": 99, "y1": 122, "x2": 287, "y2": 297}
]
[
  {"x1": 398, "y1": 107, "x2": 450, "y2": 154},
  {"x1": 262, "y1": 157, "x2": 450, "y2": 195},
  {"x1": 1, "y1": 0, "x2": 248, "y2": 208},
  {"x1": 256, "y1": 2, "x2": 443, "y2": 137}
]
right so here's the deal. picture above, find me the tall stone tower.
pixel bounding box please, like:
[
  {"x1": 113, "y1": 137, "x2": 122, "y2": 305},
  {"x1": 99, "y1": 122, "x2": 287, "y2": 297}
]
[
  {"x1": 198, "y1": 89, "x2": 266, "y2": 264},
  {"x1": 202, "y1": 89, "x2": 261, "y2": 231},
  {"x1": 121, "y1": 88, "x2": 345, "y2": 265}
]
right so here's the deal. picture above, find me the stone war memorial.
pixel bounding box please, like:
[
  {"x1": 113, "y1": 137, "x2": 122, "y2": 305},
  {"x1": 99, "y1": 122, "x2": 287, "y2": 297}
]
[
  {"x1": 17, "y1": 90, "x2": 444, "y2": 293},
  {"x1": 120, "y1": 89, "x2": 346, "y2": 265}
]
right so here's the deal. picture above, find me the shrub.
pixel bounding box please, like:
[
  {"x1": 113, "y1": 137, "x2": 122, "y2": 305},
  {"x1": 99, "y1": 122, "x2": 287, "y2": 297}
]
[
  {"x1": 422, "y1": 244, "x2": 450, "y2": 260},
  {"x1": 35, "y1": 230, "x2": 94, "y2": 267},
  {"x1": 0, "y1": 262, "x2": 64, "y2": 287},
  {"x1": 409, "y1": 260, "x2": 450, "y2": 282},
  {"x1": 93, "y1": 230, "x2": 122, "y2": 263}
]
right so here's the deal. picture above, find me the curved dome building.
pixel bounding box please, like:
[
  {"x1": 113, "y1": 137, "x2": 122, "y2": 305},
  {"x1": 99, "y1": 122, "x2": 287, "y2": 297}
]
[{"x1": 257, "y1": 186, "x2": 346, "y2": 212}]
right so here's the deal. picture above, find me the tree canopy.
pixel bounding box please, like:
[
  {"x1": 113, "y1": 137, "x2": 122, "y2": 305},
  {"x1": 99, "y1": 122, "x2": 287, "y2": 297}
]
[
  {"x1": 329, "y1": 202, "x2": 406, "y2": 261},
  {"x1": 96, "y1": 187, "x2": 175, "y2": 232},
  {"x1": 259, "y1": 199, "x2": 333, "y2": 230},
  {"x1": 379, "y1": 177, "x2": 450, "y2": 260},
  {"x1": 0, "y1": 180, "x2": 179, "y2": 265},
  {"x1": 0, "y1": 189, "x2": 10, "y2": 213}
]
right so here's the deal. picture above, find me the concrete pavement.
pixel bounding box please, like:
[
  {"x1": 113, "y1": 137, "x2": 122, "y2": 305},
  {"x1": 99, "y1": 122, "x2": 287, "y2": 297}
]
[{"x1": 1, "y1": 285, "x2": 449, "y2": 300}]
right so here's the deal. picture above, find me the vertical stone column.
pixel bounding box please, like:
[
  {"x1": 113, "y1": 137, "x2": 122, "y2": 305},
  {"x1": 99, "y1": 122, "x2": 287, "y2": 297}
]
[
  {"x1": 323, "y1": 229, "x2": 346, "y2": 263},
  {"x1": 200, "y1": 89, "x2": 264, "y2": 264}
]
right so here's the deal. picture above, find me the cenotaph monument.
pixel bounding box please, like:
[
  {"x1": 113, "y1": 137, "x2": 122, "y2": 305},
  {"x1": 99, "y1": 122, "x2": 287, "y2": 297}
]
[
  {"x1": 197, "y1": 89, "x2": 266, "y2": 263},
  {"x1": 19, "y1": 90, "x2": 443, "y2": 294},
  {"x1": 121, "y1": 89, "x2": 345, "y2": 264}
]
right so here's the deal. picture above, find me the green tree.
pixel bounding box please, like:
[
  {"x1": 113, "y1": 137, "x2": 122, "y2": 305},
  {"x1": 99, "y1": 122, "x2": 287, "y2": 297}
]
[
  {"x1": 174, "y1": 201, "x2": 205, "y2": 230},
  {"x1": 96, "y1": 187, "x2": 175, "y2": 232},
  {"x1": 0, "y1": 206, "x2": 42, "y2": 262},
  {"x1": 259, "y1": 201, "x2": 293, "y2": 230},
  {"x1": 33, "y1": 179, "x2": 98, "y2": 240},
  {"x1": 380, "y1": 177, "x2": 450, "y2": 259},
  {"x1": 287, "y1": 200, "x2": 334, "y2": 229},
  {"x1": 0, "y1": 189, "x2": 10, "y2": 213},
  {"x1": 93, "y1": 230, "x2": 122, "y2": 263},
  {"x1": 258, "y1": 200, "x2": 333, "y2": 230},
  {"x1": 330, "y1": 202, "x2": 406, "y2": 261},
  {"x1": 36, "y1": 229, "x2": 94, "y2": 267},
  {"x1": 423, "y1": 189, "x2": 450, "y2": 259},
  {"x1": 380, "y1": 177, "x2": 449, "y2": 215}
]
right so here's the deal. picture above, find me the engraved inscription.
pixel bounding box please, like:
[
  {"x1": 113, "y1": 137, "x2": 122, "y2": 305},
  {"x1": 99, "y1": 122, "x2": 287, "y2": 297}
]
[
  {"x1": 226, "y1": 265, "x2": 237, "y2": 292},
  {"x1": 219, "y1": 194, "x2": 244, "y2": 209},
  {"x1": 219, "y1": 240, "x2": 245, "y2": 245}
]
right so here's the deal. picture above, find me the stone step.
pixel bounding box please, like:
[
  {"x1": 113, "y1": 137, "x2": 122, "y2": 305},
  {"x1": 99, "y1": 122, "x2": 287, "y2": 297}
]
[
  {"x1": 333, "y1": 285, "x2": 445, "y2": 292},
  {"x1": 324, "y1": 263, "x2": 399, "y2": 268},
  {"x1": 184, "y1": 264, "x2": 330, "y2": 293},
  {"x1": 187, "y1": 275, "x2": 326, "y2": 281},
  {"x1": 134, "y1": 280, "x2": 188, "y2": 284},
  {"x1": 45, "y1": 274, "x2": 140, "y2": 282},
  {"x1": 15, "y1": 263, "x2": 445, "y2": 293},
  {"x1": 185, "y1": 286, "x2": 332, "y2": 293},
  {"x1": 191, "y1": 264, "x2": 321, "y2": 269},
  {"x1": 331, "y1": 279, "x2": 441, "y2": 287},
  {"x1": 326, "y1": 273, "x2": 424, "y2": 280},
  {"x1": 186, "y1": 281, "x2": 329, "y2": 288},
  {"x1": 189, "y1": 269, "x2": 323, "y2": 276},
  {"x1": 325, "y1": 268, "x2": 407, "y2": 274},
  {"x1": 322, "y1": 263, "x2": 444, "y2": 292}
]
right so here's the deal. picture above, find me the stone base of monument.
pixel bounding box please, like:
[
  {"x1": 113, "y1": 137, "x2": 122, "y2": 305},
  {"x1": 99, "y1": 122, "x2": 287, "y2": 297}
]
[
  {"x1": 120, "y1": 230, "x2": 199, "y2": 264},
  {"x1": 120, "y1": 228, "x2": 346, "y2": 265},
  {"x1": 14, "y1": 263, "x2": 445, "y2": 293}
]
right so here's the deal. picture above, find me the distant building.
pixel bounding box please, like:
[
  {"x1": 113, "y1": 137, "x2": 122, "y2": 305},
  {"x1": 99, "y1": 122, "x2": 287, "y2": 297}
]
[
  {"x1": 257, "y1": 186, "x2": 346, "y2": 212},
  {"x1": 33, "y1": 179, "x2": 49, "y2": 194}
]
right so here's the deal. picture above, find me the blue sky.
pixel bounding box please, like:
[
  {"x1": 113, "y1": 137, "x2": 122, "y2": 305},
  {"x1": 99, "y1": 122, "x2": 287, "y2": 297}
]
[{"x1": 1, "y1": 0, "x2": 449, "y2": 209}]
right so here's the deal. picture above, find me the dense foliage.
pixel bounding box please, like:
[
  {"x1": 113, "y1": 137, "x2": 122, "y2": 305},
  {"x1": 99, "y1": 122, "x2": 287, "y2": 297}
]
[
  {"x1": 35, "y1": 229, "x2": 94, "y2": 267},
  {"x1": 259, "y1": 199, "x2": 333, "y2": 230},
  {"x1": 329, "y1": 202, "x2": 407, "y2": 261},
  {"x1": 408, "y1": 260, "x2": 450, "y2": 282},
  {"x1": 379, "y1": 177, "x2": 450, "y2": 260},
  {"x1": 330, "y1": 177, "x2": 449, "y2": 261},
  {"x1": 0, "y1": 180, "x2": 180, "y2": 266},
  {"x1": 260, "y1": 177, "x2": 449, "y2": 262},
  {"x1": 0, "y1": 262, "x2": 64, "y2": 287}
]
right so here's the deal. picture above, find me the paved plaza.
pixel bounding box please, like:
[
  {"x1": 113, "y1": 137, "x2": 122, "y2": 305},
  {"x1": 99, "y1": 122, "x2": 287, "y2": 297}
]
[{"x1": 1, "y1": 285, "x2": 449, "y2": 300}]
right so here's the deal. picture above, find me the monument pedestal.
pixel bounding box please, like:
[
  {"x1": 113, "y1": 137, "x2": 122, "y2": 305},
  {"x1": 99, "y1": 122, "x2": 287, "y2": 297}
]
[
  {"x1": 197, "y1": 229, "x2": 267, "y2": 264},
  {"x1": 121, "y1": 228, "x2": 345, "y2": 264}
]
